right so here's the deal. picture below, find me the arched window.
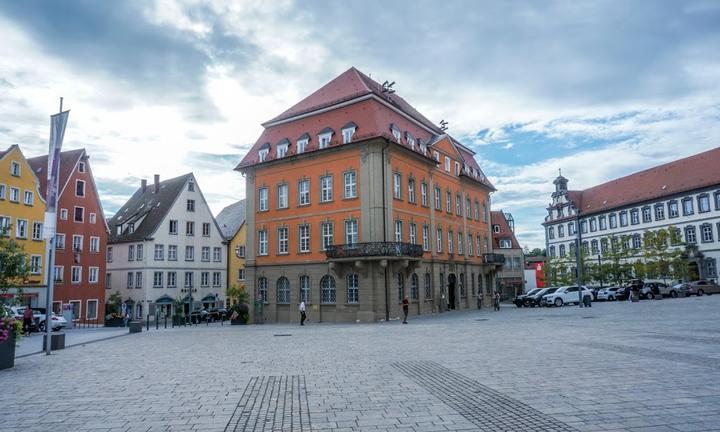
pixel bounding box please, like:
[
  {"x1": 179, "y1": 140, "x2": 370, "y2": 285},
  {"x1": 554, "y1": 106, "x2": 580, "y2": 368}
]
[
  {"x1": 439, "y1": 272, "x2": 445, "y2": 296},
  {"x1": 471, "y1": 272, "x2": 476, "y2": 296},
  {"x1": 397, "y1": 273, "x2": 405, "y2": 301},
  {"x1": 277, "y1": 277, "x2": 290, "y2": 304},
  {"x1": 559, "y1": 244, "x2": 566, "y2": 257},
  {"x1": 320, "y1": 275, "x2": 336, "y2": 304},
  {"x1": 478, "y1": 273, "x2": 484, "y2": 295},
  {"x1": 135, "y1": 303, "x2": 142, "y2": 319},
  {"x1": 410, "y1": 273, "x2": 419, "y2": 300},
  {"x1": 258, "y1": 277, "x2": 268, "y2": 303},
  {"x1": 299, "y1": 275, "x2": 310, "y2": 304},
  {"x1": 424, "y1": 273, "x2": 432, "y2": 299},
  {"x1": 459, "y1": 273, "x2": 466, "y2": 298},
  {"x1": 346, "y1": 273, "x2": 359, "y2": 304}
]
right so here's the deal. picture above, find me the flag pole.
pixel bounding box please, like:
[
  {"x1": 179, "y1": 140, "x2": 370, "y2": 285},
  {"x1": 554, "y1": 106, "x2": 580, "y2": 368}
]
[{"x1": 43, "y1": 98, "x2": 68, "y2": 355}]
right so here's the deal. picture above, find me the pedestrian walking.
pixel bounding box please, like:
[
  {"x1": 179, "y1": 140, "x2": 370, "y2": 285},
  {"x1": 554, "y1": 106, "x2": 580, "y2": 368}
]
[
  {"x1": 401, "y1": 297, "x2": 409, "y2": 323},
  {"x1": 493, "y1": 291, "x2": 500, "y2": 311},
  {"x1": 299, "y1": 301, "x2": 306, "y2": 326},
  {"x1": 23, "y1": 307, "x2": 33, "y2": 336},
  {"x1": 477, "y1": 292, "x2": 483, "y2": 309}
]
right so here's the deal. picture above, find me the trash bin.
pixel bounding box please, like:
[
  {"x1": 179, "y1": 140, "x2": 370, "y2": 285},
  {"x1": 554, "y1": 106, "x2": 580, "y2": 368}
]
[
  {"x1": 583, "y1": 294, "x2": 592, "y2": 307},
  {"x1": 128, "y1": 321, "x2": 143, "y2": 333},
  {"x1": 43, "y1": 333, "x2": 66, "y2": 350}
]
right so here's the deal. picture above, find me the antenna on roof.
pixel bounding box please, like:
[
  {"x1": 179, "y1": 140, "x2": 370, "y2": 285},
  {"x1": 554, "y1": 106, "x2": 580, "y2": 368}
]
[
  {"x1": 558, "y1": 168, "x2": 562, "y2": 177},
  {"x1": 381, "y1": 80, "x2": 395, "y2": 94},
  {"x1": 440, "y1": 120, "x2": 448, "y2": 131}
]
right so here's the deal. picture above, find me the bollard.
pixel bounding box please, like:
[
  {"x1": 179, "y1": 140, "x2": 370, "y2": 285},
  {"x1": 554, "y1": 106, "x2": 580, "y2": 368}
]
[
  {"x1": 156, "y1": 314, "x2": 159, "y2": 330},
  {"x1": 164, "y1": 315, "x2": 167, "y2": 329},
  {"x1": 146, "y1": 314, "x2": 150, "y2": 331}
]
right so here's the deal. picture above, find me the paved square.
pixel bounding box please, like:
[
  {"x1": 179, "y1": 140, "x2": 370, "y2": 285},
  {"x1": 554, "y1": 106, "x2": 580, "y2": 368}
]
[{"x1": 3, "y1": 296, "x2": 720, "y2": 432}]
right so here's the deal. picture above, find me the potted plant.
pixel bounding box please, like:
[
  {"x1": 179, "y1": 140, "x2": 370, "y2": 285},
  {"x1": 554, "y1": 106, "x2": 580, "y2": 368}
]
[
  {"x1": 172, "y1": 297, "x2": 186, "y2": 326},
  {"x1": 104, "y1": 291, "x2": 125, "y2": 327},
  {"x1": 227, "y1": 284, "x2": 251, "y2": 325},
  {"x1": 0, "y1": 315, "x2": 21, "y2": 370}
]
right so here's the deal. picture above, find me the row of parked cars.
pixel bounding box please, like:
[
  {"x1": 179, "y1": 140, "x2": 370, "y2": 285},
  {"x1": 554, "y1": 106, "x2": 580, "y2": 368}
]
[{"x1": 514, "y1": 279, "x2": 720, "y2": 307}]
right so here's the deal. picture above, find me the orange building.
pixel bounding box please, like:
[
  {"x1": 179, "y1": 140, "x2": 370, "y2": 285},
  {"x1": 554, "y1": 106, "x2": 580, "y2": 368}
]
[{"x1": 236, "y1": 67, "x2": 503, "y2": 323}]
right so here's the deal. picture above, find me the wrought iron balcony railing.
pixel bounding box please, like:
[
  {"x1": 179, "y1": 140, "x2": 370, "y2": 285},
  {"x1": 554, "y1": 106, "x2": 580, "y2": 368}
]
[
  {"x1": 482, "y1": 253, "x2": 506, "y2": 265},
  {"x1": 325, "y1": 242, "x2": 424, "y2": 259}
]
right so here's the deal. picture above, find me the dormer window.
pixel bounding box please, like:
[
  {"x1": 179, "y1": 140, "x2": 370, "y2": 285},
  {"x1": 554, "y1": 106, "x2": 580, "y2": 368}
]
[
  {"x1": 116, "y1": 226, "x2": 122, "y2": 235},
  {"x1": 455, "y1": 161, "x2": 460, "y2": 176},
  {"x1": 10, "y1": 161, "x2": 20, "y2": 177},
  {"x1": 276, "y1": 139, "x2": 289, "y2": 158},
  {"x1": 419, "y1": 139, "x2": 427, "y2": 154},
  {"x1": 318, "y1": 127, "x2": 333, "y2": 149},
  {"x1": 405, "y1": 132, "x2": 415, "y2": 149},
  {"x1": 445, "y1": 156, "x2": 451, "y2": 173},
  {"x1": 258, "y1": 143, "x2": 271, "y2": 162},
  {"x1": 390, "y1": 124, "x2": 401, "y2": 142},
  {"x1": 342, "y1": 122, "x2": 357, "y2": 144},
  {"x1": 493, "y1": 225, "x2": 500, "y2": 233},
  {"x1": 128, "y1": 223, "x2": 135, "y2": 234},
  {"x1": 433, "y1": 151, "x2": 440, "y2": 162},
  {"x1": 297, "y1": 133, "x2": 310, "y2": 154}
]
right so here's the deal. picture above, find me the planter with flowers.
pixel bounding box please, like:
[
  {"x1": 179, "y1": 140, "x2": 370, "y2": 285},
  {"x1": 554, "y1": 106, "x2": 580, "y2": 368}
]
[{"x1": 0, "y1": 316, "x2": 21, "y2": 370}]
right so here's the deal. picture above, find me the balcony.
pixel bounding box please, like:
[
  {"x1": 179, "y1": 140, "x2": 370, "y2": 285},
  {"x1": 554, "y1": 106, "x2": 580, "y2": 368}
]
[
  {"x1": 482, "y1": 253, "x2": 506, "y2": 266},
  {"x1": 325, "y1": 242, "x2": 424, "y2": 260}
]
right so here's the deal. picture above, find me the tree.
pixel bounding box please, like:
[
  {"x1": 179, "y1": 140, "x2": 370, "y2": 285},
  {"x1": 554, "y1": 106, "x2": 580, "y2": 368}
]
[
  {"x1": 527, "y1": 248, "x2": 545, "y2": 257},
  {"x1": 226, "y1": 283, "x2": 249, "y2": 306},
  {"x1": 542, "y1": 256, "x2": 576, "y2": 287},
  {"x1": 0, "y1": 233, "x2": 31, "y2": 314},
  {"x1": 105, "y1": 291, "x2": 123, "y2": 318},
  {"x1": 641, "y1": 227, "x2": 685, "y2": 284},
  {"x1": 600, "y1": 234, "x2": 634, "y2": 285}
]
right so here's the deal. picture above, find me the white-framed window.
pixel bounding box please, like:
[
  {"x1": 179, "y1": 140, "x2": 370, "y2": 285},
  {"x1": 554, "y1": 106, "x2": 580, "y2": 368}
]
[
  {"x1": 184, "y1": 272, "x2": 194, "y2": 288},
  {"x1": 393, "y1": 173, "x2": 402, "y2": 199},
  {"x1": 422, "y1": 225, "x2": 429, "y2": 251},
  {"x1": 201, "y1": 272, "x2": 209, "y2": 287},
  {"x1": 405, "y1": 132, "x2": 415, "y2": 149},
  {"x1": 421, "y1": 182, "x2": 427, "y2": 206},
  {"x1": 456, "y1": 193, "x2": 462, "y2": 215},
  {"x1": 476, "y1": 236, "x2": 482, "y2": 256},
  {"x1": 455, "y1": 161, "x2": 461, "y2": 176},
  {"x1": 127, "y1": 272, "x2": 134, "y2": 288},
  {"x1": 31, "y1": 221, "x2": 42, "y2": 240},
  {"x1": 683, "y1": 198, "x2": 694, "y2": 215},
  {"x1": 299, "y1": 224, "x2": 310, "y2": 252},
  {"x1": 500, "y1": 239, "x2": 512, "y2": 248},
  {"x1": 72, "y1": 234, "x2": 83, "y2": 252},
  {"x1": 259, "y1": 187, "x2": 268, "y2": 211},
  {"x1": 136, "y1": 244, "x2": 143, "y2": 260},
  {"x1": 201, "y1": 246, "x2": 210, "y2": 262},
  {"x1": 391, "y1": 127, "x2": 401, "y2": 142},
  {"x1": 318, "y1": 131, "x2": 332, "y2": 148},
  {"x1": 202, "y1": 222, "x2": 211, "y2": 237},
  {"x1": 277, "y1": 277, "x2": 290, "y2": 304},
  {"x1": 86, "y1": 300, "x2": 98, "y2": 320},
  {"x1": 320, "y1": 275, "x2": 336, "y2": 304},
  {"x1": 668, "y1": 201, "x2": 679, "y2": 218},
  {"x1": 60, "y1": 208, "x2": 68, "y2": 220},
  {"x1": 9, "y1": 187, "x2": 19, "y2": 202},
  {"x1": 344, "y1": 171, "x2": 357, "y2": 198},
  {"x1": 89, "y1": 236, "x2": 100, "y2": 253},
  {"x1": 258, "y1": 229, "x2": 268, "y2": 255},
  {"x1": 212, "y1": 272, "x2": 221, "y2": 287},
  {"x1": 1, "y1": 216, "x2": 11, "y2": 236},
  {"x1": 345, "y1": 219, "x2": 358, "y2": 245},
  {"x1": 23, "y1": 190, "x2": 33, "y2": 205},
  {"x1": 0, "y1": 184, "x2": 5, "y2": 200},
  {"x1": 29, "y1": 255, "x2": 42, "y2": 274},
  {"x1": 448, "y1": 230, "x2": 454, "y2": 253},
  {"x1": 78, "y1": 161, "x2": 85, "y2": 173},
  {"x1": 297, "y1": 138, "x2": 308, "y2": 154},
  {"x1": 320, "y1": 175, "x2": 333, "y2": 202},
  {"x1": 446, "y1": 191, "x2": 452, "y2": 212},
  {"x1": 154, "y1": 244, "x2": 164, "y2": 260},
  {"x1": 168, "y1": 245, "x2": 177, "y2": 261},
  {"x1": 277, "y1": 183, "x2": 288, "y2": 208},
  {"x1": 410, "y1": 273, "x2": 419, "y2": 300},
  {"x1": 71, "y1": 266, "x2": 82, "y2": 284},
  {"x1": 474, "y1": 202, "x2": 480, "y2": 220},
  {"x1": 185, "y1": 245, "x2": 194, "y2": 261},
  {"x1": 434, "y1": 187, "x2": 441, "y2": 210},
  {"x1": 15, "y1": 219, "x2": 27, "y2": 238},
  {"x1": 394, "y1": 220, "x2": 403, "y2": 242},
  {"x1": 467, "y1": 234, "x2": 473, "y2": 255},
  {"x1": 444, "y1": 156, "x2": 451, "y2": 172},
  {"x1": 298, "y1": 179, "x2": 310, "y2": 205},
  {"x1": 408, "y1": 178, "x2": 416, "y2": 203},
  {"x1": 258, "y1": 277, "x2": 268, "y2": 303},
  {"x1": 436, "y1": 228, "x2": 443, "y2": 252},
  {"x1": 300, "y1": 275, "x2": 310, "y2": 304},
  {"x1": 89, "y1": 213, "x2": 96, "y2": 224},
  {"x1": 457, "y1": 231, "x2": 463, "y2": 254},
  {"x1": 409, "y1": 223, "x2": 417, "y2": 244},
  {"x1": 10, "y1": 161, "x2": 21, "y2": 176},
  {"x1": 74, "y1": 206, "x2": 84, "y2": 222},
  {"x1": 699, "y1": 194, "x2": 711, "y2": 213},
  {"x1": 134, "y1": 271, "x2": 142, "y2": 288},
  {"x1": 433, "y1": 150, "x2": 440, "y2": 161},
  {"x1": 278, "y1": 227, "x2": 289, "y2": 254},
  {"x1": 54, "y1": 266, "x2": 64, "y2": 283},
  {"x1": 342, "y1": 125, "x2": 355, "y2": 144},
  {"x1": 169, "y1": 220, "x2": 178, "y2": 234},
  {"x1": 69, "y1": 300, "x2": 81, "y2": 320},
  {"x1": 167, "y1": 271, "x2": 177, "y2": 288},
  {"x1": 238, "y1": 269, "x2": 245, "y2": 281},
  {"x1": 89, "y1": 266, "x2": 99, "y2": 283},
  {"x1": 321, "y1": 222, "x2": 333, "y2": 251},
  {"x1": 277, "y1": 143, "x2": 288, "y2": 158},
  {"x1": 701, "y1": 224, "x2": 713, "y2": 242},
  {"x1": 106, "y1": 245, "x2": 112, "y2": 261},
  {"x1": 346, "y1": 273, "x2": 359, "y2": 304},
  {"x1": 213, "y1": 247, "x2": 222, "y2": 262},
  {"x1": 75, "y1": 180, "x2": 85, "y2": 197},
  {"x1": 258, "y1": 148, "x2": 269, "y2": 162},
  {"x1": 186, "y1": 221, "x2": 194, "y2": 236},
  {"x1": 187, "y1": 181, "x2": 194, "y2": 192}
]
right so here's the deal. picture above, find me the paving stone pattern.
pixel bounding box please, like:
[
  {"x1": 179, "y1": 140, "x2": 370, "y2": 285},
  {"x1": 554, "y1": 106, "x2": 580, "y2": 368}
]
[
  {"x1": 224, "y1": 375, "x2": 311, "y2": 432},
  {"x1": 393, "y1": 360, "x2": 578, "y2": 431},
  {"x1": 3, "y1": 295, "x2": 720, "y2": 431}
]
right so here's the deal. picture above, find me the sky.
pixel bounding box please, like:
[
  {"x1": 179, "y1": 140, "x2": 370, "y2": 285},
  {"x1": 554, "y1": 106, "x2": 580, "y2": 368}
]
[{"x1": 1, "y1": 0, "x2": 719, "y2": 250}]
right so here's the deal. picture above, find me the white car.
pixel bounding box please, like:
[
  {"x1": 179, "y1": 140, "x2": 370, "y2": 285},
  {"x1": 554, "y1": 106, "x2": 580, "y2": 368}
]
[
  {"x1": 10, "y1": 306, "x2": 67, "y2": 331},
  {"x1": 597, "y1": 287, "x2": 621, "y2": 301},
  {"x1": 544, "y1": 286, "x2": 593, "y2": 307}
]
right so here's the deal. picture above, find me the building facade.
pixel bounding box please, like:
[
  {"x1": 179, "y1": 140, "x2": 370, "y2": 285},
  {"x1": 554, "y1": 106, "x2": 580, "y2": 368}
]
[
  {"x1": 28, "y1": 149, "x2": 108, "y2": 323},
  {"x1": 215, "y1": 199, "x2": 247, "y2": 307},
  {"x1": 0, "y1": 145, "x2": 47, "y2": 306},
  {"x1": 106, "y1": 173, "x2": 226, "y2": 320},
  {"x1": 544, "y1": 147, "x2": 720, "y2": 283},
  {"x1": 236, "y1": 67, "x2": 502, "y2": 323},
  {"x1": 491, "y1": 211, "x2": 524, "y2": 298}
]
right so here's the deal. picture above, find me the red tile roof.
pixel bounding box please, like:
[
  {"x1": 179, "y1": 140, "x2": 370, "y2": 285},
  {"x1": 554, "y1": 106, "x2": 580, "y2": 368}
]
[
  {"x1": 567, "y1": 146, "x2": 720, "y2": 215},
  {"x1": 27, "y1": 148, "x2": 85, "y2": 199},
  {"x1": 491, "y1": 210, "x2": 521, "y2": 249}
]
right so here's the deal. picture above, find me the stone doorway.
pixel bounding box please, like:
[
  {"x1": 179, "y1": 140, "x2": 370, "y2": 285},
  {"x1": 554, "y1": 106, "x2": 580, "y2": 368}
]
[{"x1": 448, "y1": 273, "x2": 457, "y2": 310}]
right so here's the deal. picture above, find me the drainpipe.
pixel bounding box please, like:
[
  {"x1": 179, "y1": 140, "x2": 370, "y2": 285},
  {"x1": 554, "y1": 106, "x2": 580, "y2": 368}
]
[
  {"x1": 382, "y1": 141, "x2": 390, "y2": 321},
  {"x1": 575, "y1": 212, "x2": 583, "y2": 307}
]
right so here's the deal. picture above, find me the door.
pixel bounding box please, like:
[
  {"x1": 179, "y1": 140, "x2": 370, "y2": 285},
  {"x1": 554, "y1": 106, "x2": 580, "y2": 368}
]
[
  {"x1": 447, "y1": 274, "x2": 456, "y2": 310},
  {"x1": 564, "y1": 287, "x2": 578, "y2": 303}
]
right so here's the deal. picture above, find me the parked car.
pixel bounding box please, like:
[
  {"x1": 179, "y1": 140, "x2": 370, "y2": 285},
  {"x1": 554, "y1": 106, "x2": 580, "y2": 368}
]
[
  {"x1": 16, "y1": 307, "x2": 68, "y2": 331},
  {"x1": 207, "y1": 308, "x2": 228, "y2": 321},
  {"x1": 189, "y1": 309, "x2": 209, "y2": 323},
  {"x1": 687, "y1": 280, "x2": 720, "y2": 296},
  {"x1": 523, "y1": 287, "x2": 558, "y2": 307},
  {"x1": 596, "y1": 286, "x2": 621, "y2": 301},
  {"x1": 543, "y1": 286, "x2": 593, "y2": 307},
  {"x1": 666, "y1": 283, "x2": 690, "y2": 298},
  {"x1": 514, "y1": 289, "x2": 541, "y2": 307}
]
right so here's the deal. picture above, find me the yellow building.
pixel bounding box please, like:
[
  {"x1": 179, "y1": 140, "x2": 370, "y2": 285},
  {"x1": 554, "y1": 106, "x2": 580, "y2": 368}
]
[
  {"x1": 0, "y1": 145, "x2": 47, "y2": 306},
  {"x1": 215, "y1": 200, "x2": 247, "y2": 306}
]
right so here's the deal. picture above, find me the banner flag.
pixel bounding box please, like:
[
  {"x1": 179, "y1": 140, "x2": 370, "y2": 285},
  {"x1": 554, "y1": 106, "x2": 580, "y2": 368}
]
[{"x1": 43, "y1": 110, "x2": 69, "y2": 239}]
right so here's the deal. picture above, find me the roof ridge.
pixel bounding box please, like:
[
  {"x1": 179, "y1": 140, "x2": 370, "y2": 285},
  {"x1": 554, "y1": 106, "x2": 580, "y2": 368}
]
[{"x1": 350, "y1": 67, "x2": 373, "y2": 92}]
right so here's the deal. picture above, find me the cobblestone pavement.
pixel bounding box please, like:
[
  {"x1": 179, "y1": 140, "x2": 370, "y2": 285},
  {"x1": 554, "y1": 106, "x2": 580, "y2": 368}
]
[{"x1": 2, "y1": 296, "x2": 720, "y2": 432}]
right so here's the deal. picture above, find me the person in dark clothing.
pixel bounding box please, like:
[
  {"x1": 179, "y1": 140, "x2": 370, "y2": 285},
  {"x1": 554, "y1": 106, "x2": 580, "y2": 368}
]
[
  {"x1": 299, "y1": 301, "x2": 306, "y2": 326},
  {"x1": 493, "y1": 291, "x2": 500, "y2": 311},
  {"x1": 401, "y1": 297, "x2": 409, "y2": 323},
  {"x1": 23, "y1": 307, "x2": 34, "y2": 336}
]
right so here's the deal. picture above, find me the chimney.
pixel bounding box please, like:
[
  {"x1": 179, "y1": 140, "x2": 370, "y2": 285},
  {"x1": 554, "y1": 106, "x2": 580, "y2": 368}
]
[
  {"x1": 154, "y1": 174, "x2": 160, "y2": 193},
  {"x1": 141, "y1": 179, "x2": 147, "y2": 192}
]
